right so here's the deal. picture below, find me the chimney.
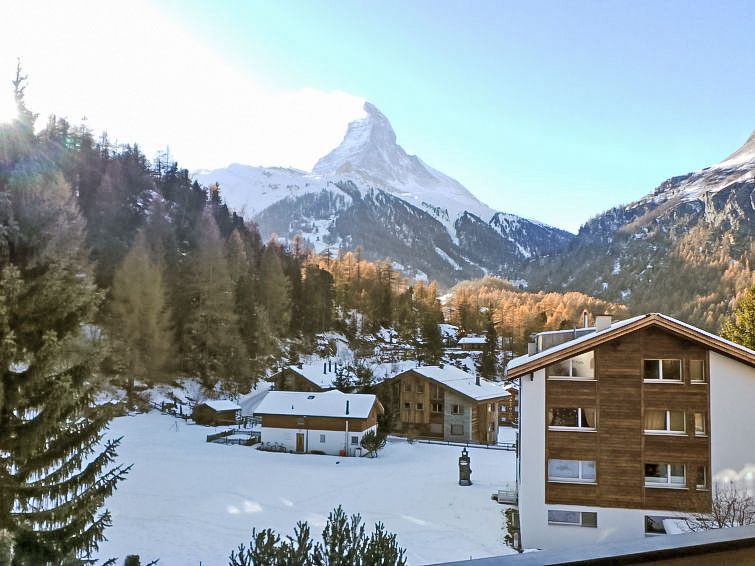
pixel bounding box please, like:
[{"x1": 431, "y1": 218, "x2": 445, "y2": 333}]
[
  {"x1": 439, "y1": 362, "x2": 444, "y2": 369},
  {"x1": 527, "y1": 342, "x2": 537, "y2": 356},
  {"x1": 595, "y1": 315, "x2": 612, "y2": 332},
  {"x1": 583, "y1": 311, "x2": 589, "y2": 328},
  {"x1": 323, "y1": 362, "x2": 327, "y2": 374},
  {"x1": 346, "y1": 400, "x2": 350, "y2": 415},
  {"x1": 298, "y1": 362, "x2": 303, "y2": 369},
  {"x1": 329, "y1": 360, "x2": 332, "y2": 372},
  {"x1": 476, "y1": 373, "x2": 480, "y2": 386}
]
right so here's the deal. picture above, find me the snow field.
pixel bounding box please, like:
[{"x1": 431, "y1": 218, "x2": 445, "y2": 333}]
[{"x1": 96, "y1": 413, "x2": 517, "y2": 565}]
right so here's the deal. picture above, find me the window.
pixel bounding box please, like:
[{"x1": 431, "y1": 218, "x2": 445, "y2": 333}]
[
  {"x1": 645, "y1": 463, "x2": 686, "y2": 487},
  {"x1": 697, "y1": 465, "x2": 708, "y2": 489},
  {"x1": 430, "y1": 383, "x2": 442, "y2": 399},
  {"x1": 450, "y1": 424, "x2": 464, "y2": 435},
  {"x1": 644, "y1": 359, "x2": 682, "y2": 381},
  {"x1": 694, "y1": 412, "x2": 707, "y2": 436},
  {"x1": 547, "y1": 351, "x2": 594, "y2": 379},
  {"x1": 403, "y1": 402, "x2": 410, "y2": 409},
  {"x1": 351, "y1": 436, "x2": 358, "y2": 445},
  {"x1": 644, "y1": 410, "x2": 686, "y2": 434},
  {"x1": 431, "y1": 402, "x2": 443, "y2": 413},
  {"x1": 416, "y1": 403, "x2": 423, "y2": 410},
  {"x1": 451, "y1": 404, "x2": 463, "y2": 415},
  {"x1": 548, "y1": 459, "x2": 596, "y2": 483},
  {"x1": 547, "y1": 510, "x2": 597, "y2": 527},
  {"x1": 404, "y1": 383, "x2": 412, "y2": 392},
  {"x1": 417, "y1": 383, "x2": 425, "y2": 393},
  {"x1": 548, "y1": 407, "x2": 596, "y2": 430},
  {"x1": 689, "y1": 360, "x2": 706, "y2": 383},
  {"x1": 645, "y1": 515, "x2": 676, "y2": 535},
  {"x1": 319, "y1": 434, "x2": 326, "y2": 443}
]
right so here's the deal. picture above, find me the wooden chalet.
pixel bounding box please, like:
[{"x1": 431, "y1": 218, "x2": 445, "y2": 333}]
[
  {"x1": 192, "y1": 399, "x2": 241, "y2": 426},
  {"x1": 273, "y1": 359, "x2": 341, "y2": 392},
  {"x1": 380, "y1": 365, "x2": 509, "y2": 444},
  {"x1": 254, "y1": 390, "x2": 383, "y2": 456}
]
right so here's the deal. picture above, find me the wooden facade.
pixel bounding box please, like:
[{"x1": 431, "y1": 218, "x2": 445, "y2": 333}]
[
  {"x1": 544, "y1": 326, "x2": 711, "y2": 513},
  {"x1": 499, "y1": 386, "x2": 519, "y2": 426},
  {"x1": 192, "y1": 403, "x2": 240, "y2": 426},
  {"x1": 259, "y1": 405, "x2": 380, "y2": 433},
  {"x1": 380, "y1": 368, "x2": 506, "y2": 444}
]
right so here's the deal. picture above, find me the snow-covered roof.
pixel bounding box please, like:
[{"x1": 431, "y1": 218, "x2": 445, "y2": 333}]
[
  {"x1": 458, "y1": 336, "x2": 486, "y2": 345},
  {"x1": 403, "y1": 365, "x2": 509, "y2": 401},
  {"x1": 198, "y1": 399, "x2": 241, "y2": 412},
  {"x1": 506, "y1": 313, "x2": 755, "y2": 378},
  {"x1": 285, "y1": 360, "x2": 341, "y2": 389},
  {"x1": 254, "y1": 390, "x2": 378, "y2": 419}
]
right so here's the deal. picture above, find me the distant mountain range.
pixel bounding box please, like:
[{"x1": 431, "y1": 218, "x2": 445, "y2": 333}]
[
  {"x1": 194, "y1": 102, "x2": 573, "y2": 286},
  {"x1": 194, "y1": 104, "x2": 754, "y2": 331}
]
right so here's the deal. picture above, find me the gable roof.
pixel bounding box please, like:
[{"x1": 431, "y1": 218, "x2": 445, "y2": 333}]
[
  {"x1": 254, "y1": 390, "x2": 379, "y2": 419},
  {"x1": 458, "y1": 335, "x2": 486, "y2": 345},
  {"x1": 284, "y1": 361, "x2": 340, "y2": 389},
  {"x1": 506, "y1": 313, "x2": 755, "y2": 379},
  {"x1": 198, "y1": 399, "x2": 242, "y2": 412},
  {"x1": 398, "y1": 365, "x2": 509, "y2": 401}
]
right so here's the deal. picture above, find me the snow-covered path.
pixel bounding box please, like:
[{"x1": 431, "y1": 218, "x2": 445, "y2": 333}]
[{"x1": 96, "y1": 413, "x2": 517, "y2": 565}]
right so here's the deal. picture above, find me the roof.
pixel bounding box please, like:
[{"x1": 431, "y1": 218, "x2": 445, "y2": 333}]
[
  {"x1": 284, "y1": 360, "x2": 341, "y2": 389},
  {"x1": 254, "y1": 390, "x2": 379, "y2": 419},
  {"x1": 198, "y1": 399, "x2": 241, "y2": 412},
  {"x1": 459, "y1": 335, "x2": 486, "y2": 345},
  {"x1": 399, "y1": 365, "x2": 509, "y2": 401},
  {"x1": 506, "y1": 313, "x2": 755, "y2": 379}
]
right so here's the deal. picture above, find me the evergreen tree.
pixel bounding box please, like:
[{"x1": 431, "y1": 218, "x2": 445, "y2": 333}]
[
  {"x1": 107, "y1": 231, "x2": 174, "y2": 389},
  {"x1": 259, "y1": 243, "x2": 292, "y2": 337},
  {"x1": 479, "y1": 314, "x2": 498, "y2": 379},
  {"x1": 181, "y1": 209, "x2": 248, "y2": 389},
  {"x1": 0, "y1": 80, "x2": 128, "y2": 558},
  {"x1": 722, "y1": 284, "x2": 755, "y2": 350},
  {"x1": 418, "y1": 313, "x2": 443, "y2": 365}
]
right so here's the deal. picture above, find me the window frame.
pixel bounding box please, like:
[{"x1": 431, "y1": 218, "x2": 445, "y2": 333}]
[
  {"x1": 547, "y1": 459, "x2": 597, "y2": 484},
  {"x1": 696, "y1": 465, "x2": 708, "y2": 490},
  {"x1": 546, "y1": 351, "x2": 595, "y2": 381},
  {"x1": 643, "y1": 410, "x2": 686, "y2": 435},
  {"x1": 548, "y1": 407, "x2": 597, "y2": 431},
  {"x1": 319, "y1": 434, "x2": 326, "y2": 443},
  {"x1": 644, "y1": 463, "x2": 687, "y2": 488},
  {"x1": 451, "y1": 404, "x2": 463, "y2": 415},
  {"x1": 694, "y1": 412, "x2": 707, "y2": 436},
  {"x1": 430, "y1": 401, "x2": 443, "y2": 413},
  {"x1": 547, "y1": 509, "x2": 597, "y2": 528},
  {"x1": 643, "y1": 359, "x2": 683, "y2": 382},
  {"x1": 416, "y1": 402, "x2": 423, "y2": 411},
  {"x1": 689, "y1": 360, "x2": 706, "y2": 384}
]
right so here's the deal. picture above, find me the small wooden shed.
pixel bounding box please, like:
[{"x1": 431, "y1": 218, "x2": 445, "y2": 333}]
[{"x1": 192, "y1": 399, "x2": 241, "y2": 426}]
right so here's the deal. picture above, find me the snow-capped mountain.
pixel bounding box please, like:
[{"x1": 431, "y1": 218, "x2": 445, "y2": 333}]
[
  {"x1": 195, "y1": 102, "x2": 572, "y2": 286},
  {"x1": 525, "y1": 130, "x2": 755, "y2": 333}
]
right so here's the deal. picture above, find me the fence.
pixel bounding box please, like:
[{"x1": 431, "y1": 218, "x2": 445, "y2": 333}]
[
  {"x1": 412, "y1": 438, "x2": 516, "y2": 451},
  {"x1": 206, "y1": 429, "x2": 261, "y2": 446}
]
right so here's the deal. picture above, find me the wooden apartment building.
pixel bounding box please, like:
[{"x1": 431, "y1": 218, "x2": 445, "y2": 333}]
[{"x1": 507, "y1": 313, "x2": 755, "y2": 551}]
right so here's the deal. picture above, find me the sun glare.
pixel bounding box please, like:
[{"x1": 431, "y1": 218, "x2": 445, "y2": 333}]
[{"x1": 0, "y1": 91, "x2": 17, "y2": 124}]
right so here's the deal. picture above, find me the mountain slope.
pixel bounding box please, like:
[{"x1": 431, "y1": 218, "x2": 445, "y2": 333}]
[
  {"x1": 525, "y1": 131, "x2": 755, "y2": 332},
  {"x1": 195, "y1": 102, "x2": 573, "y2": 286}
]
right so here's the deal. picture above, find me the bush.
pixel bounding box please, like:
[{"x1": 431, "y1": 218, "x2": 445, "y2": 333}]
[
  {"x1": 229, "y1": 506, "x2": 406, "y2": 566},
  {"x1": 360, "y1": 430, "x2": 387, "y2": 458}
]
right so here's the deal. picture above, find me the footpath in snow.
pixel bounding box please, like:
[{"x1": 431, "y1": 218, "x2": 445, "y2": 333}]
[{"x1": 96, "y1": 412, "x2": 517, "y2": 565}]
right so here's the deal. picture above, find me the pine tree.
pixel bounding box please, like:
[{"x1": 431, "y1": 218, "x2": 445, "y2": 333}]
[
  {"x1": 259, "y1": 243, "x2": 292, "y2": 337},
  {"x1": 722, "y1": 284, "x2": 755, "y2": 350},
  {"x1": 181, "y1": 209, "x2": 248, "y2": 389},
  {"x1": 0, "y1": 79, "x2": 128, "y2": 559},
  {"x1": 479, "y1": 314, "x2": 498, "y2": 379},
  {"x1": 107, "y1": 231, "x2": 174, "y2": 389}
]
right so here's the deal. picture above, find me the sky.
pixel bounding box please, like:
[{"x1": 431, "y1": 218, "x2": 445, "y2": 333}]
[{"x1": 1, "y1": 0, "x2": 754, "y2": 233}]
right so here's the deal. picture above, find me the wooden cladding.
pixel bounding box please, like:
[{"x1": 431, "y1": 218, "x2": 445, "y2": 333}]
[
  {"x1": 261, "y1": 410, "x2": 377, "y2": 432},
  {"x1": 545, "y1": 326, "x2": 711, "y2": 513}
]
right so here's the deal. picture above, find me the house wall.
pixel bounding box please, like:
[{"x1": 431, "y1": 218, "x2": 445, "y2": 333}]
[
  {"x1": 443, "y1": 390, "x2": 471, "y2": 442},
  {"x1": 259, "y1": 411, "x2": 377, "y2": 433},
  {"x1": 710, "y1": 351, "x2": 755, "y2": 483},
  {"x1": 261, "y1": 424, "x2": 377, "y2": 456}
]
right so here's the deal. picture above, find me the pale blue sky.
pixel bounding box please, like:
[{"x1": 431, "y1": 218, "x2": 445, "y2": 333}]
[{"x1": 3, "y1": 1, "x2": 753, "y2": 233}]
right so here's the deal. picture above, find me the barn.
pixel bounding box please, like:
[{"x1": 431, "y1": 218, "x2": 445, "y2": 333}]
[{"x1": 192, "y1": 399, "x2": 241, "y2": 426}]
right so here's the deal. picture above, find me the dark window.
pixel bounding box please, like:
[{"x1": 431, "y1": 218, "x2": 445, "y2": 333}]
[
  {"x1": 351, "y1": 436, "x2": 358, "y2": 445},
  {"x1": 431, "y1": 402, "x2": 443, "y2": 413},
  {"x1": 417, "y1": 383, "x2": 424, "y2": 393},
  {"x1": 689, "y1": 360, "x2": 706, "y2": 382},
  {"x1": 451, "y1": 404, "x2": 463, "y2": 415},
  {"x1": 405, "y1": 383, "x2": 412, "y2": 392},
  {"x1": 416, "y1": 403, "x2": 423, "y2": 410},
  {"x1": 403, "y1": 402, "x2": 410, "y2": 409}
]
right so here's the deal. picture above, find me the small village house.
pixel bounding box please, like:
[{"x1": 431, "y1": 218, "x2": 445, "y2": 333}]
[
  {"x1": 380, "y1": 365, "x2": 509, "y2": 444},
  {"x1": 272, "y1": 359, "x2": 341, "y2": 392},
  {"x1": 498, "y1": 383, "x2": 519, "y2": 426},
  {"x1": 192, "y1": 399, "x2": 241, "y2": 426},
  {"x1": 458, "y1": 335, "x2": 486, "y2": 351},
  {"x1": 507, "y1": 313, "x2": 755, "y2": 551},
  {"x1": 254, "y1": 390, "x2": 383, "y2": 456}
]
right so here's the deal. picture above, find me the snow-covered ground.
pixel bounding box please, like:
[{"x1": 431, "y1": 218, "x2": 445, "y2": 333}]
[{"x1": 96, "y1": 412, "x2": 517, "y2": 565}]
